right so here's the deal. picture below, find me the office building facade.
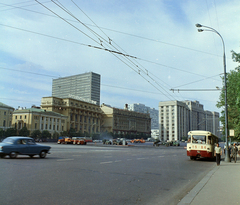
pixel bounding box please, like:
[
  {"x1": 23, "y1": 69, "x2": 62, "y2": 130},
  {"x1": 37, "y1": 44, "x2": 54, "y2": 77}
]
[
  {"x1": 159, "y1": 100, "x2": 219, "y2": 141},
  {"x1": 12, "y1": 107, "x2": 68, "y2": 135},
  {"x1": 127, "y1": 103, "x2": 159, "y2": 129},
  {"x1": 41, "y1": 96, "x2": 102, "y2": 134},
  {"x1": 101, "y1": 104, "x2": 151, "y2": 137},
  {"x1": 52, "y1": 72, "x2": 101, "y2": 105}
]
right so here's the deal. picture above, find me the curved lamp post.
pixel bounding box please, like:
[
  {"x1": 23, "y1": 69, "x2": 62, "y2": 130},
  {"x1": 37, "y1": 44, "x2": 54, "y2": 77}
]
[{"x1": 195, "y1": 23, "x2": 230, "y2": 162}]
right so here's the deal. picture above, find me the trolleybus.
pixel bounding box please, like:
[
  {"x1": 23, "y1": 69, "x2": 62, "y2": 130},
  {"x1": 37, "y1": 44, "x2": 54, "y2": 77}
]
[{"x1": 187, "y1": 130, "x2": 218, "y2": 160}]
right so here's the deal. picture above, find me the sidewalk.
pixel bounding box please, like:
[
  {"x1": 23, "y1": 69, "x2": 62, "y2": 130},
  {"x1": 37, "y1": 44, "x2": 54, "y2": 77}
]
[{"x1": 178, "y1": 158, "x2": 240, "y2": 205}]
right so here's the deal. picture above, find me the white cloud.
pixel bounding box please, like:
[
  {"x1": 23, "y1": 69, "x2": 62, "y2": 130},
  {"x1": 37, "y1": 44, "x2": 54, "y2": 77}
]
[{"x1": 0, "y1": 0, "x2": 239, "y2": 112}]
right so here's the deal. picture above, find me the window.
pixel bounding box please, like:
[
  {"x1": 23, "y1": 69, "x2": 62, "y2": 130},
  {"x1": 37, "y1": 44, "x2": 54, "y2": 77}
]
[
  {"x1": 25, "y1": 115, "x2": 27, "y2": 119},
  {"x1": 4, "y1": 112, "x2": 6, "y2": 115},
  {"x1": 15, "y1": 116, "x2": 17, "y2": 119},
  {"x1": 35, "y1": 123, "x2": 37, "y2": 129},
  {"x1": 20, "y1": 116, "x2": 22, "y2": 119},
  {"x1": 3, "y1": 120, "x2": 6, "y2": 127}
]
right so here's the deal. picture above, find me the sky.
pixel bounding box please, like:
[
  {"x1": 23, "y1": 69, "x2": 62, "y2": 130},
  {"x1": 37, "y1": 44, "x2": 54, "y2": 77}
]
[{"x1": 0, "y1": 0, "x2": 240, "y2": 115}]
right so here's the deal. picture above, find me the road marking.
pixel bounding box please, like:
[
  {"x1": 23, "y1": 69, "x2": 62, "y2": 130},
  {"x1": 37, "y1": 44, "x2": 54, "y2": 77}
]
[
  {"x1": 57, "y1": 159, "x2": 74, "y2": 162},
  {"x1": 137, "y1": 158, "x2": 147, "y2": 160},
  {"x1": 158, "y1": 156, "x2": 164, "y2": 157},
  {"x1": 127, "y1": 159, "x2": 132, "y2": 161},
  {"x1": 72, "y1": 155, "x2": 82, "y2": 157},
  {"x1": 114, "y1": 160, "x2": 122, "y2": 163},
  {"x1": 100, "y1": 161, "x2": 113, "y2": 164}
]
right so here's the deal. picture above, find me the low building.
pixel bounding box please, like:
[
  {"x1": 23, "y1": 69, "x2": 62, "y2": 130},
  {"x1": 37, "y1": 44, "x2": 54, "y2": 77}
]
[
  {"x1": 0, "y1": 102, "x2": 14, "y2": 131},
  {"x1": 41, "y1": 96, "x2": 102, "y2": 134},
  {"x1": 12, "y1": 107, "x2": 67, "y2": 135},
  {"x1": 101, "y1": 104, "x2": 151, "y2": 138}
]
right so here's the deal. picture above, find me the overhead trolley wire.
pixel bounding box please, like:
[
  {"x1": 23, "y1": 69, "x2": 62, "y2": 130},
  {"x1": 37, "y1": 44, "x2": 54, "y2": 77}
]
[{"x1": 35, "y1": 0, "x2": 176, "y2": 101}]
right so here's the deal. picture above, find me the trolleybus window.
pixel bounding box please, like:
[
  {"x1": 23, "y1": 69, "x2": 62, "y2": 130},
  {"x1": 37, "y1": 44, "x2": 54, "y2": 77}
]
[{"x1": 191, "y1": 135, "x2": 206, "y2": 144}]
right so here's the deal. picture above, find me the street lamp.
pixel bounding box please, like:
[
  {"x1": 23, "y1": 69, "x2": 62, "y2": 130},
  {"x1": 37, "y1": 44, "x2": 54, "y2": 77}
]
[{"x1": 195, "y1": 23, "x2": 230, "y2": 162}]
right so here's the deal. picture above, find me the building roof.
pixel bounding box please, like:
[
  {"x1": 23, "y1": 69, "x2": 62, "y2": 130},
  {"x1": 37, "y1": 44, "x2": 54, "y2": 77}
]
[
  {"x1": 13, "y1": 107, "x2": 67, "y2": 118},
  {"x1": 0, "y1": 102, "x2": 14, "y2": 110}
]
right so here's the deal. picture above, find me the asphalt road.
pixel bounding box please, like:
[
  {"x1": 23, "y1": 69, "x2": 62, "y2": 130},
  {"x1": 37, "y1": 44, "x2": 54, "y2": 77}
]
[{"x1": 0, "y1": 143, "x2": 215, "y2": 205}]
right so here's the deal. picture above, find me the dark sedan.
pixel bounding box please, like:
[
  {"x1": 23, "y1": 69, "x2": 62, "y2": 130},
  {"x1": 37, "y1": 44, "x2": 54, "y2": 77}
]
[{"x1": 0, "y1": 136, "x2": 51, "y2": 159}]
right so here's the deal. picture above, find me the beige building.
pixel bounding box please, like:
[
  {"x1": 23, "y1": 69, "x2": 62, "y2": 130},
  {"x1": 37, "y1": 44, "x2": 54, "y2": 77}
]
[
  {"x1": 0, "y1": 102, "x2": 14, "y2": 131},
  {"x1": 12, "y1": 107, "x2": 67, "y2": 135},
  {"x1": 41, "y1": 97, "x2": 102, "y2": 134},
  {"x1": 101, "y1": 104, "x2": 151, "y2": 137}
]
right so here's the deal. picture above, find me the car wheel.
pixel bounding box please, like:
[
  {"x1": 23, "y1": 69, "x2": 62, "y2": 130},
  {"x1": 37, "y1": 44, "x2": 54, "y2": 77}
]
[
  {"x1": 10, "y1": 152, "x2": 18, "y2": 159},
  {"x1": 39, "y1": 151, "x2": 46, "y2": 158}
]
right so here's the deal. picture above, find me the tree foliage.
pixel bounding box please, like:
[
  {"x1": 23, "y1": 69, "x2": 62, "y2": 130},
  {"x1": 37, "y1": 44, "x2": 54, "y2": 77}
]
[
  {"x1": 5, "y1": 128, "x2": 17, "y2": 137},
  {"x1": 42, "y1": 130, "x2": 51, "y2": 139},
  {"x1": 31, "y1": 130, "x2": 42, "y2": 139},
  {"x1": 217, "y1": 51, "x2": 240, "y2": 140},
  {"x1": 19, "y1": 127, "x2": 30, "y2": 137}
]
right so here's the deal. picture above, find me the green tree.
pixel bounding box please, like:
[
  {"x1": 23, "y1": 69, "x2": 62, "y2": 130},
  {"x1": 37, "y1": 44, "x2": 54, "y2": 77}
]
[
  {"x1": 52, "y1": 131, "x2": 59, "y2": 139},
  {"x1": 217, "y1": 51, "x2": 240, "y2": 140},
  {"x1": 60, "y1": 131, "x2": 68, "y2": 136},
  {"x1": 42, "y1": 130, "x2": 51, "y2": 139},
  {"x1": 5, "y1": 128, "x2": 17, "y2": 137},
  {"x1": 68, "y1": 128, "x2": 77, "y2": 137},
  {"x1": 31, "y1": 130, "x2": 42, "y2": 140},
  {"x1": 0, "y1": 129, "x2": 5, "y2": 138},
  {"x1": 19, "y1": 127, "x2": 30, "y2": 137}
]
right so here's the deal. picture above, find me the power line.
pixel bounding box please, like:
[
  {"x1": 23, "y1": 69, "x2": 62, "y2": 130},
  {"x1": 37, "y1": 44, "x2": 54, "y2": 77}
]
[
  {"x1": 0, "y1": 1, "x2": 229, "y2": 59},
  {"x1": 35, "y1": 0, "x2": 176, "y2": 101}
]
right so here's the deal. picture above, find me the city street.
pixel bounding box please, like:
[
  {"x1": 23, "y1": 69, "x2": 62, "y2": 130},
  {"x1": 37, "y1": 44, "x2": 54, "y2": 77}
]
[{"x1": 0, "y1": 143, "x2": 215, "y2": 205}]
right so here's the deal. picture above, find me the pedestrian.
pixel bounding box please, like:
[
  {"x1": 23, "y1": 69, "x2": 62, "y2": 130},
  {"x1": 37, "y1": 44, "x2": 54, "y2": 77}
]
[
  {"x1": 214, "y1": 143, "x2": 222, "y2": 166},
  {"x1": 231, "y1": 143, "x2": 238, "y2": 163}
]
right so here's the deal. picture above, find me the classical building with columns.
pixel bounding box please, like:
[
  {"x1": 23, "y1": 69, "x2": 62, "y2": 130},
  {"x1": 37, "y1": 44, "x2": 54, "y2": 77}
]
[
  {"x1": 101, "y1": 104, "x2": 151, "y2": 137},
  {"x1": 41, "y1": 96, "x2": 102, "y2": 135},
  {"x1": 12, "y1": 107, "x2": 67, "y2": 135}
]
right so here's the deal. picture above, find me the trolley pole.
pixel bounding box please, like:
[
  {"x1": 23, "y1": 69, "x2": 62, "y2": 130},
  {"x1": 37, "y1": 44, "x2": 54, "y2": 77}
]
[{"x1": 195, "y1": 24, "x2": 230, "y2": 162}]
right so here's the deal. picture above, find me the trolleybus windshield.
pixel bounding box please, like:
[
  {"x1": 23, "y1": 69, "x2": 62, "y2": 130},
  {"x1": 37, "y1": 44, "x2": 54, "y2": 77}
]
[{"x1": 191, "y1": 135, "x2": 206, "y2": 144}]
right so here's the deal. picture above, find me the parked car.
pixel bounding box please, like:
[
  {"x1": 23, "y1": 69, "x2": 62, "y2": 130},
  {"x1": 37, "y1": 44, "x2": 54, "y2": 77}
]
[
  {"x1": 173, "y1": 140, "x2": 180, "y2": 146},
  {"x1": 0, "y1": 136, "x2": 51, "y2": 159}
]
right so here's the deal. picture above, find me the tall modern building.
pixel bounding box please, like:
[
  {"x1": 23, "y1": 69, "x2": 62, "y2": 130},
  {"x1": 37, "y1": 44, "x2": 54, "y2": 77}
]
[
  {"x1": 52, "y1": 72, "x2": 101, "y2": 105},
  {"x1": 127, "y1": 103, "x2": 159, "y2": 129},
  {"x1": 158, "y1": 100, "x2": 219, "y2": 141}
]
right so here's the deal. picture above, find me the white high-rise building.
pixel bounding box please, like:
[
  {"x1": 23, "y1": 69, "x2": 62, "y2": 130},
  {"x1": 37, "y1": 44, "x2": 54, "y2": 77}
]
[
  {"x1": 52, "y1": 72, "x2": 100, "y2": 105},
  {"x1": 158, "y1": 100, "x2": 219, "y2": 141},
  {"x1": 126, "y1": 103, "x2": 159, "y2": 129}
]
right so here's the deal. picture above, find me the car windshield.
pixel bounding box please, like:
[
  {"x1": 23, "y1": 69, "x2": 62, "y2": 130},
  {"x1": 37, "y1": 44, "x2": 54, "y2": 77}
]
[{"x1": 2, "y1": 138, "x2": 15, "y2": 144}]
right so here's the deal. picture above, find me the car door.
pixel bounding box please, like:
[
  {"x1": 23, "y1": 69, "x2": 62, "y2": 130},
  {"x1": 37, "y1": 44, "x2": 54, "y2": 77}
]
[
  {"x1": 26, "y1": 139, "x2": 38, "y2": 154},
  {"x1": 16, "y1": 139, "x2": 28, "y2": 154}
]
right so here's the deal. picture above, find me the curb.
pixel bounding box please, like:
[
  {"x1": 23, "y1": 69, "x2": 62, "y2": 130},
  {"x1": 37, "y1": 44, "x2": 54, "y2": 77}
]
[{"x1": 177, "y1": 165, "x2": 219, "y2": 205}]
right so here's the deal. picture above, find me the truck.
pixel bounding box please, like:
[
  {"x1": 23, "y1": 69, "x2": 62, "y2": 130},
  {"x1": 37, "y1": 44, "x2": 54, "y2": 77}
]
[
  {"x1": 57, "y1": 136, "x2": 72, "y2": 144},
  {"x1": 72, "y1": 137, "x2": 87, "y2": 145}
]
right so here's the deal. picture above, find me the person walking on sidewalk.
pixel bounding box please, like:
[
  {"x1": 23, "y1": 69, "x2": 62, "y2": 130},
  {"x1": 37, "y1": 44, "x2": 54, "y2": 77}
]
[
  {"x1": 231, "y1": 143, "x2": 238, "y2": 163},
  {"x1": 214, "y1": 143, "x2": 222, "y2": 166}
]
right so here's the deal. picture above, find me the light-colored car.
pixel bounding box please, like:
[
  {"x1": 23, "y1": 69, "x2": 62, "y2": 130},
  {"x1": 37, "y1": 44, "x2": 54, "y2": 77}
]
[{"x1": 0, "y1": 136, "x2": 51, "y2": 159}]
